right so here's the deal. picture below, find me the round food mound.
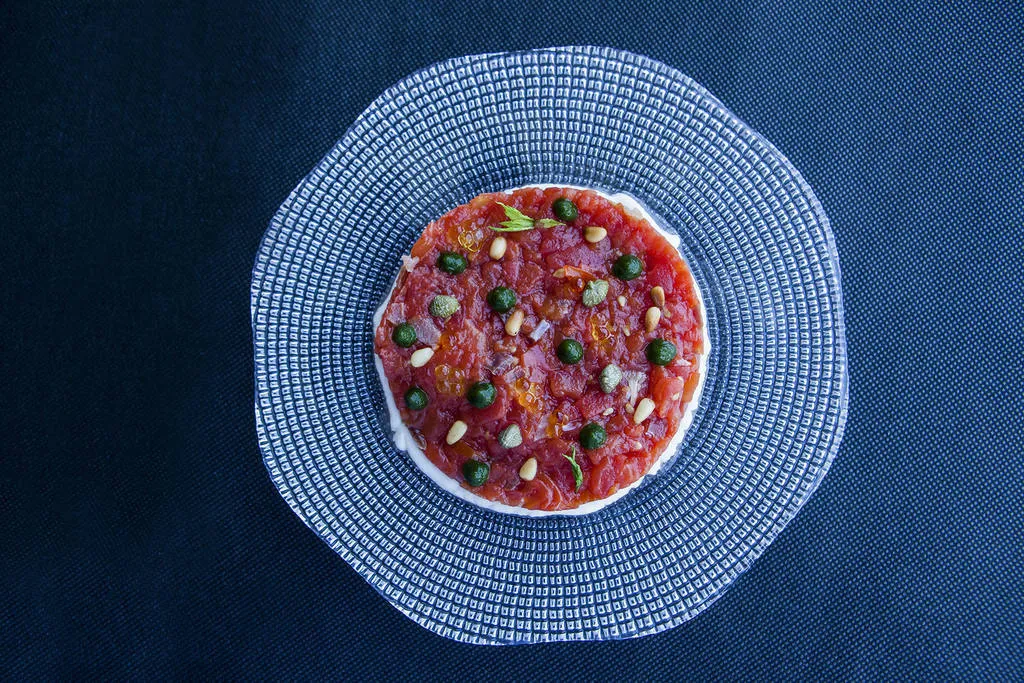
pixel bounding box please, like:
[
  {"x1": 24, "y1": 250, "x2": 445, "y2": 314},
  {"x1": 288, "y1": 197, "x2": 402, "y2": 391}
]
[{"x1": 374, "y1": 187, "x2": 705, "y2": 512}]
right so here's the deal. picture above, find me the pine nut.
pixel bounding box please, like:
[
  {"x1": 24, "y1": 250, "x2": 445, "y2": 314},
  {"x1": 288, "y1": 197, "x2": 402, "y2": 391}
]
[
  {"x1": 645, "y1": 306, "x2": 661, "y2": 332},
  {"x1": 409, "y1": 348, "x2": 434, "y2": 367},
  {"x1": 553, "y1": 267, "x2": 565, "y2": 278},
  {"x1": 489, "y1": 236, "x2": 507, "y2": 260},
  {"x1": 583, "y1": 226, "x2": 607, "y2": 243},
  {"x1": 446, "y1": 420, "x2": 468, "y2": 445},
  {"x1": 519, "y1": 457, "x2": 538, "y2": 481},
  {"x1": 617, "y1": 295, "x2": 627, "y2": 306},
  {"x1": 633, "y1": 398, "x2": 656, "y2": 424},
  {"x1": 650, "y1": 286, "x2": 666, "y2": 308},
  {"x1": 505, "y1": 309, "x2": 524, "y2": 336},
  {"x1": 602, "y1": 407, "x2": 615, "y2": 416}
]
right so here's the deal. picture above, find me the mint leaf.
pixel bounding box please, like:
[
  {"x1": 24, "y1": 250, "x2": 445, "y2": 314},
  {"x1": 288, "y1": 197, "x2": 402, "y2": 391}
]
[
  {"x1": 563, "y1": 445, "x2": 583, "y2": 492},
  {"x1": 494, "y1": 202, "x2": 535, "y2": 231},
  {"x1": 497, "y1": 202, "x2": 532, "y2": 223},
  {"x1": 500, "y1": 219, "x2": 535, "y2": 230},
  {"x1": 489, "y1": 223, "x2": 534, "y2": 233},
  {"x1": 487, "y1": 202, "x2": 563, "y2": 232}
]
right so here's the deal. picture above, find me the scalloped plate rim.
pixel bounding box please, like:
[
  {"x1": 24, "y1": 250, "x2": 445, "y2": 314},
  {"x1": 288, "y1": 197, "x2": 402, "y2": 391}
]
[{"x1": 250, "y1": 45, "x2": 850, "y2": 645}]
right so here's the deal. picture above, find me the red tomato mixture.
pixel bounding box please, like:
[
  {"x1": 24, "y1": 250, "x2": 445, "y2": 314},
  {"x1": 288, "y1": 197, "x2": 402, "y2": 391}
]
[{"x1": 374, "y1": 187, "x2": 704, "y2": 511}]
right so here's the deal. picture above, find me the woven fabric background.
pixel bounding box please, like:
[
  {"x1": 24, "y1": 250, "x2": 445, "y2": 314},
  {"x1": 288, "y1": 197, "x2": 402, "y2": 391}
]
[{"x1": 3, "y1": 0, "x2": 1021, "y2": 679}]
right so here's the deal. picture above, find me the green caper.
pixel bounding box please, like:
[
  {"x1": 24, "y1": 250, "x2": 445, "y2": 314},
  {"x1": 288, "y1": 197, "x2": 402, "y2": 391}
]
[
  {"x1": 404, "y1": 386, "x2": 428, "y2": 410},
  {"x1": 599, "y1": 363, "x2": 623, "y2": 394},
  {"x1": 486, "y1": 286, "x2": 517, "y2": 313},
  {"x1": 579, "y1": 422, "x2": 607, "y2": 450},
  {"x1": 437, "y1": 251, "x2": 468, "y2": 275},
  {"x1": 556, "y1": 339, "x2": 584, "y2": 365},
  {"x1": 429, "y1": 294, "x2": 460, "y2": 318},
  {"x1": 581, "y1": 279, "x2": 609, "y2": 307},
  {"x1": 463, "y1": 459, "x2": 490, "y2": 487},
  {"x1": 497, "y1": 424, "x2": 523, "y2": 449},
  {"x1": 467, "y1": 381, "x2": 497, "y2": 408},
  {"x1": 552, "y1": 197, "x2": 578, "y2": 222},
  {"x1": 646, "y1": 338, "x2": 677, "y2": 366},
  {"x1": 391, "y1": 322, "x2": 417, "y2": 348},
  {"x1": 612, "y1": 253, "x2": 643, "y2": 281}
]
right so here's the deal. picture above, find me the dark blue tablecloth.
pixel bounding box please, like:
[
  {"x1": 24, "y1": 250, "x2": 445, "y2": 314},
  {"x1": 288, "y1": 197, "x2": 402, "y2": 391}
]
[{"x1": 4, "y1": 0, "x2": 1022, "y2": 678}]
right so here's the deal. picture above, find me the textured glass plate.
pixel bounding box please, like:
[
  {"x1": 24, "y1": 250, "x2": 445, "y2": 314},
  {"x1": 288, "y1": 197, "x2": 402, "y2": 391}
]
[{"x1": 251, "y1": 46, "x2": 848, "y2": 644}]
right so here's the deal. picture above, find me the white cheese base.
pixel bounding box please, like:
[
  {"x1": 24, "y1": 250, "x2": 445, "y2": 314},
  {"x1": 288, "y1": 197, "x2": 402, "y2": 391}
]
[{"x1": 373, "y1": 185, "x2": 710, "y2": 517}]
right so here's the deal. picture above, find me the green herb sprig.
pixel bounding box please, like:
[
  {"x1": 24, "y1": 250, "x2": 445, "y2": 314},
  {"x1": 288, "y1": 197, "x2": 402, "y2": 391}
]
[
  {"x1": 563, "y1": 445, "x2": 584, "y2": 492},
  {"x1": 489, "y1": 203, "x2": 563, "y2": 232}
]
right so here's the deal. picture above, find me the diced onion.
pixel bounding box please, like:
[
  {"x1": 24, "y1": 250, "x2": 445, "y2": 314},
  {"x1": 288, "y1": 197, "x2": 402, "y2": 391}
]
[
  {"x1": 385, "y1": 301, "x2": 406, "y2": 323},
  {"x1": 528, "y1": 320, "x2": 551, "y2": 342},
  {"x1": 410, "y1": 316, "x2": 441, "y2": 346},
  {"x1": 622, "y1": 370, "x2": 647, "y2": 408},
  {"x1": 490, "y1": 352, "x2": 519, "y2": 376}
]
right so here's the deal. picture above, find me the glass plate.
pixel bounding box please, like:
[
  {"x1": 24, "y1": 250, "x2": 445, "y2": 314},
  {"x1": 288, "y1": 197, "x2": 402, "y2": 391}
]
[{"x1": 251, "y1": 46, "x2": 848, "y2": 644}]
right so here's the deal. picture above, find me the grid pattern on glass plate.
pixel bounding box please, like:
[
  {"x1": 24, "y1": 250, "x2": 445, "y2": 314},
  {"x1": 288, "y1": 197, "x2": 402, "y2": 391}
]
[{"x1": 251, "y1": 46, "x2": 848, "y2": 644}]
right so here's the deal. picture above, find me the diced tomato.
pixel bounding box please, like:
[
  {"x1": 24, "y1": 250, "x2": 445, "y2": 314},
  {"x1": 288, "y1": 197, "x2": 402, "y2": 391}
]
[
  {"x1": 577, "y1": 390, "x2": 614, "y2": 421},
  {"x1": 517, "y1": 262, "x2": 546, "y2": 294},
  {"x1": 682, "y1": 368, "x2": 702, "y2": 402},
  {"x1": 549, "y1": 372, "x2": 586, "y2": 400},
  {"x1": 619, "y1": 454, "x2": 647, "y2": 487},
  {"x1": 650, "y1": 365, "x2": 685, "y2": 418},
  {"x1": 588, "y1": 458, "x2": 617, "y2": 498}
]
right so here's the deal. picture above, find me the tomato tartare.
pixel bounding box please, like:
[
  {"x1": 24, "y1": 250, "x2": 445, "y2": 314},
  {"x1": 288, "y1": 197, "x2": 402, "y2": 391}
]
[{"x1": 373, "y1": 186, "x2": 705, "y2": 512}]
